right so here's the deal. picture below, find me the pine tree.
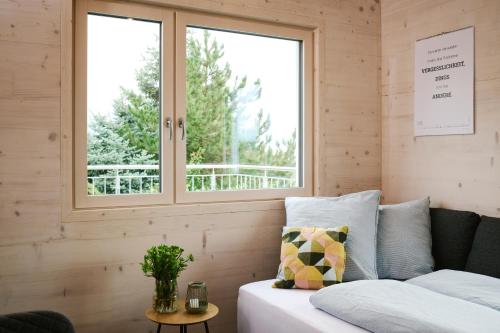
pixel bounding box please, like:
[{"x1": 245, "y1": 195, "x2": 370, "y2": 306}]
[
  {"x1": 112, "y1": 45, "x2": 161, "y2": 161},
  {"x1": 87, "y1": 115, "x2": 156, "y2": 194},
  {"x1": 185, "y1": 30, "x2": 259, "y2": 165},
  {"x1": 87, "y1": 115, "x2": 154, "y2": 166}
]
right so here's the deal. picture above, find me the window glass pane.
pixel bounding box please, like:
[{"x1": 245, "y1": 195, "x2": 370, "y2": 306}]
[
  {"x1": 86, "y1": 14, "x2": 161, "y2": 196},
  {"x1": 185, "y1": 27, "x2": 301, "y2": 192}
]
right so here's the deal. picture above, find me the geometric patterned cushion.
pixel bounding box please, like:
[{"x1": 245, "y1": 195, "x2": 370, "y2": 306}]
[{"x1": 273, "y1": 226, "x2": 348, "y2": 290}]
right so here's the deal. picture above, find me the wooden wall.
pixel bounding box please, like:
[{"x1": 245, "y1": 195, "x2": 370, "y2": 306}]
[
  {"x1": 381, "y1": 0, "x2": 500, "y2": 217},
  {"x1": 0, "y1": 0, "x2": 380, "y2": 332}
]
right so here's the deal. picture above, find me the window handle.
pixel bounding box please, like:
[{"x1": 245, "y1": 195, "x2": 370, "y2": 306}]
[
  {"x1": 165, "y1": 117, "x2": 173, "y2": 141},
  {"x1": 178, "y1": 117, "x2": 185, "y2": 140}
]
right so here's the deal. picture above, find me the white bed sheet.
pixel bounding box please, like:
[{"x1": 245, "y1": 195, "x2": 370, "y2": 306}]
[{"x1": 238, "y1": 280, "x2": 368, "y2": 333}]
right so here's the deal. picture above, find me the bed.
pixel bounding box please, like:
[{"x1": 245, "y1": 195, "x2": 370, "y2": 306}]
[
  {"x1": 238, "y1": 279, "x2": 367, "y2": 333},
  {"x1": 237, "y1": 207, "x2": 500, "y2": 333}
]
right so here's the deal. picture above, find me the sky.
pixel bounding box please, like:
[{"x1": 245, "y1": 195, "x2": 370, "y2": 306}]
[
  {"x1": 87, "y1": 14, "x2": 159, "y2": 120},
  {"x1": 87, "y1": 14, "x2": 300, "y2": 146}
]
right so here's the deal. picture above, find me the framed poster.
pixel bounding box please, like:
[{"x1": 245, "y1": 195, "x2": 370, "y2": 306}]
[{"x1": 414, "y1": 26, "x2": 474, "y2": 136}]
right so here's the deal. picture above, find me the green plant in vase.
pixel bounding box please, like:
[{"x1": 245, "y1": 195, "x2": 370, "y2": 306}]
[{"x1": 141, "y1": 244, "x2": 194, "y2": 313}]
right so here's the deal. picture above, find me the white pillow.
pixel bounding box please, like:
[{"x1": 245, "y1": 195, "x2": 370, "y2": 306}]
[
  {"x1": 377, "y1": 198, "x2": 434, "y2": 280},
  {"x1": 283, "y1": 190, "x2": 381, "y2": 281}
]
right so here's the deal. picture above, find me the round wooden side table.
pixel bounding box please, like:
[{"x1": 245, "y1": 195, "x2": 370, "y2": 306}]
[{"x1": 145, "y1": 300, "x2": 219, "y2": 333}]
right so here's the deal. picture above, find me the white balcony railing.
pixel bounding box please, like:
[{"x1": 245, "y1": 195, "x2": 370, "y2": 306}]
[{"x1": 87, "y1": 164, "x2": 297, "y2": 195}]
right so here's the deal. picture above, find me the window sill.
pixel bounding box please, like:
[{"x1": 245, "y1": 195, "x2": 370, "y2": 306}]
[{"x1": 61, "y1": 198, "x2": 286, "y2": 224}]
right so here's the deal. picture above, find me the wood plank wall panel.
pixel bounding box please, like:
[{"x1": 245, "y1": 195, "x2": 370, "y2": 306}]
[
  {"x1": 0, "y1": 0, "x2": 380, "y2": 332},
  {"x1": 322, "y1": 1, "x2": 381, "y2": 196},
  {"x1": 381, "y1": 0, "x2": 500, "y2": 216}
]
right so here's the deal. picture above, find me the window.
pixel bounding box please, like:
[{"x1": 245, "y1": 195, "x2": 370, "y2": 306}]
[
  {"x1": 86, "y1": 15, "x2": 161, "y2": 196},
  {"x1": 175, "y1": 13, "x2": 313, "y2": 203},
  {"x1": 75, "y1": 0, "x2": 174, "y2": 208},
  {"x1": 184, "y1": 28, "x2": 301, "y2": 190},
  {"x1": 75, "y1": 1, "x2": 313, "y2": 208}
]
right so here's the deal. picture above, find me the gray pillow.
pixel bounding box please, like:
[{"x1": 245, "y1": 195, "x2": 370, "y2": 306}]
[
  {"x1": 377, "y1": 198, "x2": 434, "y2": 280},
  {"x1": 283, "y1": 190, "x2": 381, "y2": 281}
]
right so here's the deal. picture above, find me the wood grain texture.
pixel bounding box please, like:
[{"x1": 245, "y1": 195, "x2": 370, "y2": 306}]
[
  {"x1": 0, "y1": 0, "x2": 381, "y2": 332},
  {"x1": 381, "y1": 0, "x2": 500, "y2": 216}
]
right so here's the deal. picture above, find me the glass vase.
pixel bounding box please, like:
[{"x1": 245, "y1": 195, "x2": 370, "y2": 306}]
[
  {"x1": 153, "y1": 279, "x2": 178, "y2": 313},
  {"x1": 185, "y1": 281, "x2": 208, "y2": 314}
]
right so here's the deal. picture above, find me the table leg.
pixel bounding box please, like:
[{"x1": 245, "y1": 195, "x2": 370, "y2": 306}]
[
  {"x1": 156, "y1": 324, "x2": 162, "y2": 333},
  {"x1": 204, "y1": 321, "x2": 209, "y2": 333}
]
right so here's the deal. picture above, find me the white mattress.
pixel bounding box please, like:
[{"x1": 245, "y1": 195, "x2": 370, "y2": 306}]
[{"x1": 238, "y1": 280, "x2": 368, "y2": 333}]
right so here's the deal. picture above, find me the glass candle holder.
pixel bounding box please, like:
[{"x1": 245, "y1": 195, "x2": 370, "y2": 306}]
[{"x1": 185, "y1": 281, "x2": 208, "y2": 314}]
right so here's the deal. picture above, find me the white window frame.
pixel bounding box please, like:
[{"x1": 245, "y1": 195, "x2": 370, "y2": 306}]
[
  {"x1": 174, "y1": 12, "x2": 314, "y2": 203},
  {"x1": 74, "y1": 0, "x2": 174, "y2": 208},
  {"x1": 73, "y1": 0, "x2": 314, "y2": 209}
]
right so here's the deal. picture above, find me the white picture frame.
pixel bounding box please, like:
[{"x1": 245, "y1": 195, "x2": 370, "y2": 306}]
[{"x1": 414, "y1": 26, "x2": 474, "y2": 136}]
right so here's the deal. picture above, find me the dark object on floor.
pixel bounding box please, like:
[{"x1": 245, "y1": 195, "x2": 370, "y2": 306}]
[{"x1": 0, "y1": 311, "x2": 74, "y2": 333}]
